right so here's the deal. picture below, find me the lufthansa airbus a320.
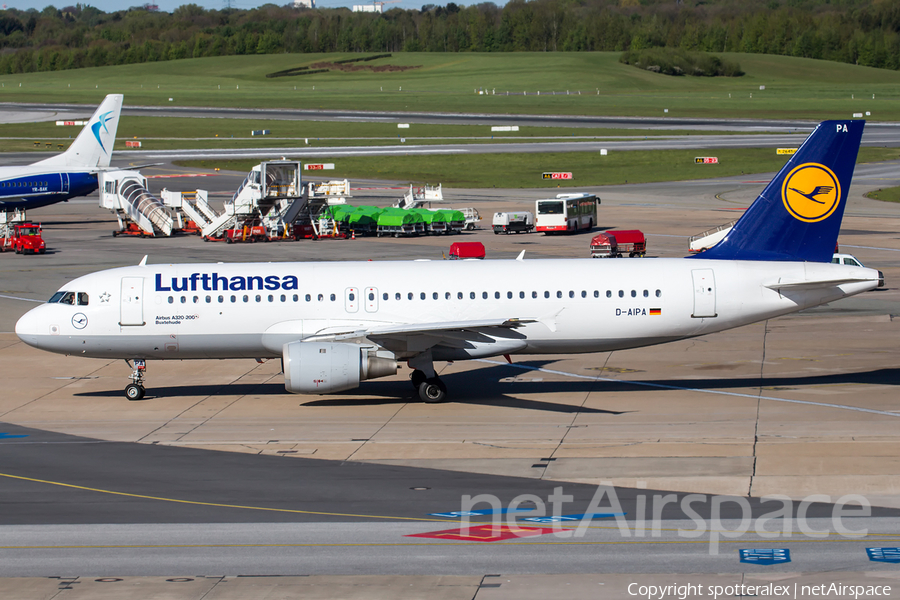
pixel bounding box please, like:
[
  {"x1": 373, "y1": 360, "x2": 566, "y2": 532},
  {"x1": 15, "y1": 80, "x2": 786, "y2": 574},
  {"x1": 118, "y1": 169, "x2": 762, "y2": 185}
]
[{"x1": 16, "y1": 121, "x2": 879, "y2": 403}]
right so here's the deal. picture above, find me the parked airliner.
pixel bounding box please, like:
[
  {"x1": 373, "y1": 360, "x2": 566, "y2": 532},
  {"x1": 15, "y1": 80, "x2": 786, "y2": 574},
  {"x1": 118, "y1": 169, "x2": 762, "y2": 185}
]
[
  {"x1": 16, "y1": 120, "x2": 879, "y2": 403},
  {"x1": 0, "y1": 94, "x2": 122, "y2": 211}
]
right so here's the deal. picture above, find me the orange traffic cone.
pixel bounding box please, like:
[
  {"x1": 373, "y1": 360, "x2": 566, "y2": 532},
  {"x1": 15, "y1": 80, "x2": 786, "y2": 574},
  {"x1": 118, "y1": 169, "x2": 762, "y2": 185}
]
[{"x1": 351, "y1": 230, "x2": 356, "y2": 240}]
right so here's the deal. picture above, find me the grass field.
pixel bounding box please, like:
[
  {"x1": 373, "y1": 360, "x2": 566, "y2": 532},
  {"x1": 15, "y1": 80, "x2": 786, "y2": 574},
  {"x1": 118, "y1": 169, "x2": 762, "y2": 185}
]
[
  {"x1": 1, "y1": 52, "x2": 897, "y2": 121},
  {"x1": 0, "y1": 116, "x2": 742, "y2": 153},
  {"x1": 866, "y1": 186, "x2": 900, "y2": 203},
  {"x1": 177, "y1": 147, "x2": 900, "y2": 189}
]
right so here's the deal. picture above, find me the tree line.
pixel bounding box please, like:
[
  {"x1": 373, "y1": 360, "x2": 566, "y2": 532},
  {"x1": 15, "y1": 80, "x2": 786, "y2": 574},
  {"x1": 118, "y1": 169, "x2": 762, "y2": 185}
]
[{"x1": 0, "y1": 0, "x2": 898, "y2": 75}]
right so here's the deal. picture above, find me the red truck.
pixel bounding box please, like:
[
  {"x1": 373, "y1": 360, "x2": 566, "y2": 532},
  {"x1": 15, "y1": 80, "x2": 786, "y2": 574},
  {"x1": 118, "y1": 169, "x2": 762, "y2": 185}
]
[
  {"x1": 1, "y1": 222, "x2": 46, "y2": 255},
  {"x1": 590, "y1": 229, "x2": 646, "y2": 258}
]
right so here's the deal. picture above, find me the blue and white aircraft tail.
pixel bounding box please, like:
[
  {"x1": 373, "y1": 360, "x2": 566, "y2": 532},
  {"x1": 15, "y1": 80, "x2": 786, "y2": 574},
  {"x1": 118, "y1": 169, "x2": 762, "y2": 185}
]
[
  {"x1": 696, "y1": 120, "x2": 863, "y2": 263},
  {"x1": 0, "y1": 93, "x2": 123, "y2": 211}
]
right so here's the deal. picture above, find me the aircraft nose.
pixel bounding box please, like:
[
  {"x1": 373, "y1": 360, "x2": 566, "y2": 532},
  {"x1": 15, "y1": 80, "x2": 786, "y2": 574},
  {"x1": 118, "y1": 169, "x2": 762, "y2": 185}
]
[{"x1": 15, "y1": 305, "x2": 47, "y2": 348}]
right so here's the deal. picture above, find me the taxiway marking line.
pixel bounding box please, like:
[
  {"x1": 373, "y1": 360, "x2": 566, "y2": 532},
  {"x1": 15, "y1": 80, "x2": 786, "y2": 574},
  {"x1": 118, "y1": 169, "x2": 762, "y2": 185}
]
[
  {"x1": 478, "y1": 361, "x2": 900, "y2": 418},
  {"x1": 0, "y1": 472, "x2": 455, "y2": 523},
  {"x1": 0, "y1": 294, "x2": 43, "y2": 303},
  {"x1": 1, "y1": 537, "x2": 898, "y2": 550},
  {"x1": 4, "y1": 474, "x2": 898, "y2": 538}
]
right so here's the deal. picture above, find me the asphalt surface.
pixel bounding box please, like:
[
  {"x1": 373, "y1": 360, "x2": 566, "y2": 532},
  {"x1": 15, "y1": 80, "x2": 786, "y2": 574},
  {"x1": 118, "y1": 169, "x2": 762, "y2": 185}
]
[
  {"x1": 2, "y1": 422, "x2": 898, "y2": 576},
  {"x1": 1, "y1": 105, "x2": 900, "y2": 585}
]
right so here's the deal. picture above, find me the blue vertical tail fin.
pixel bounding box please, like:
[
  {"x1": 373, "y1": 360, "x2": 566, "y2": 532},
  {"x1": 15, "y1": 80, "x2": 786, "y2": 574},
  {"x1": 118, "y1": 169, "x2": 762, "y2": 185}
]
[{"x1": 695, "y1": 120, "x2": 864, "y2": 262}]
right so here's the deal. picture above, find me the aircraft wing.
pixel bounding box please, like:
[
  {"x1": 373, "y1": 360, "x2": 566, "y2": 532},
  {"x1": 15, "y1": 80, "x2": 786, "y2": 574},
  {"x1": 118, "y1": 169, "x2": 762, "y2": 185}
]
[
  {"x1": 367, "y1": 318, "x2": 533, "y2": 336},
  {"x1": 303, "y1": 318, "x2": 534, "y2": 354}
]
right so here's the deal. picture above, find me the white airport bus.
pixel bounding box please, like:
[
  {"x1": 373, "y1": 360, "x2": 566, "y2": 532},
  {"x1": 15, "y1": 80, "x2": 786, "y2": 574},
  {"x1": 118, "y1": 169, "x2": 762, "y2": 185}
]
[{"x1": 535, "y1": 193, "x2": 598, "y2": 234}]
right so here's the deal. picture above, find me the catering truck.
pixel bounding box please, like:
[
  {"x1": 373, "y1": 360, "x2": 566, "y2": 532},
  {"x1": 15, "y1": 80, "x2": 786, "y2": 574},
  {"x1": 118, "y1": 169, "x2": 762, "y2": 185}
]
[{"x1": 492, "y1": 211, "x2": 534, "y2": 234}]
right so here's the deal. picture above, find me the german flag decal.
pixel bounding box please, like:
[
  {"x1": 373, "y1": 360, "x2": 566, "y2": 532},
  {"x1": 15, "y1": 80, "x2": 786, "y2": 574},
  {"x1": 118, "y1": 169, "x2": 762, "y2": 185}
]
[{"x1": 649, "y1": 308, "x2": 662, "y2": 316}]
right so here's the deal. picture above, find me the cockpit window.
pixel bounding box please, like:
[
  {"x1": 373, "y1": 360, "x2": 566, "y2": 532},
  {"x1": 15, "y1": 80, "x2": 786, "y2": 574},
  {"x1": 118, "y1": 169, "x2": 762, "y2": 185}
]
[{"x1": 48, "y1": 291, "x2": 88, "y2": 305}]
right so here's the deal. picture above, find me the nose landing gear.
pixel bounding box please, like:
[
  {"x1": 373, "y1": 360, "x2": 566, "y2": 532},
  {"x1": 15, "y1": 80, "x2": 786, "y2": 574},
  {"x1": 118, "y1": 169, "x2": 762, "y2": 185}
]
[{"x1": 124, "y1": 359, "x2": 146, "y2": 401}]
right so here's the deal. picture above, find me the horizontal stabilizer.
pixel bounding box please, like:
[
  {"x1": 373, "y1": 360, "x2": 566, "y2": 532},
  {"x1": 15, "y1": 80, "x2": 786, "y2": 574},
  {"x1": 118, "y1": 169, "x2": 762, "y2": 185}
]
[{"x1": 766, "y1": 276, "x2": 876, "y2": 290}]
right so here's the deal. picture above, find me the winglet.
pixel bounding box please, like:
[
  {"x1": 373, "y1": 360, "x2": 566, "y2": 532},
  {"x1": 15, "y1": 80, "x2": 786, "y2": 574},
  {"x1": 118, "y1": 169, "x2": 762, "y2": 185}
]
[
  {"x1": 695, "y1": 120, "x2": 864, "y2": 263},
  {"x1": 516, "y1": 250, "x2": 526, "y2": 261},
  {"x1": 138, "y1": 255, "x2": 148, "y2": 266}
]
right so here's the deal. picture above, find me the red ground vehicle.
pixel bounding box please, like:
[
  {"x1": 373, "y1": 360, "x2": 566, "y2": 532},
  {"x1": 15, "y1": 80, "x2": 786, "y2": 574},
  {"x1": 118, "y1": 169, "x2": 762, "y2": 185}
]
[
  {"x1": 449, "y1": 241, "x2": 486, "y2": 259},
  {"x1": 1, "y1": 222, "x2": 46, "y2": 254},
  {"x1": 590, "y1": 229, "x2": 646, "y2": 258}
]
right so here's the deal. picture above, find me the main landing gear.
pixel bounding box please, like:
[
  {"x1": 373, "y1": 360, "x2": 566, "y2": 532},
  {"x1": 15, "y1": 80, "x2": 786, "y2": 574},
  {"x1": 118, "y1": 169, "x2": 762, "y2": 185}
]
[
  {"x1": 410, "y1": 369, "x2": 447, "y2": 403},
  {"x1": 124, "y1": 358, "x2": 147, "y2": 401},
  {"x1": 408, "y1": 350, "x2": 447, "y2": 403}
]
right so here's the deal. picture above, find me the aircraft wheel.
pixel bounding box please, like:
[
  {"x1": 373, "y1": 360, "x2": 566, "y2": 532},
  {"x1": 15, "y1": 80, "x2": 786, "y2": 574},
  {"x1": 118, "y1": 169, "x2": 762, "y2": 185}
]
[
  {"x1": 410, "y1": 369, "x2": 427, "y2": 389},
  {"x1": 125, "y1": 383, "x2": 145, "y2": 401},
  {"x1": 418, "y1": 378, "x2": 447, "y2": 403}
]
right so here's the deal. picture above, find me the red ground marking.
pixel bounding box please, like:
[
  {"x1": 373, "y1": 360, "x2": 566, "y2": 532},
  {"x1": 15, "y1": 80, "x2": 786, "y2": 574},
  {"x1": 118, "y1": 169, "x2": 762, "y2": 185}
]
[{"x1": 406, "y1": 524, "x2": 556, "y2": 542}]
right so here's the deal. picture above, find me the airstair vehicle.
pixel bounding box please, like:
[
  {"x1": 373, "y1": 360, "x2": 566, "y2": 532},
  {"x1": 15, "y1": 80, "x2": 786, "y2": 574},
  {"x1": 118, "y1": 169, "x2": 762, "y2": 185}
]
[
  {"x1": 305, "y1": 179, "x2": 353, "y2": 238},
  {"x1": 393, "y1": 183, "x2": 443, "y2": 209},
  {"x1": 104, "y1": 161, "x2": 310, "y2": 242},
  {"x1": 100, "y1": 170, "x2": 178, "y2": 237},
  {"x1": 689, "y1": 220, "x2": 737, "y2": 253},
  {"x1": 0, "y1": 209, "x2": 27, "y2": 245}
]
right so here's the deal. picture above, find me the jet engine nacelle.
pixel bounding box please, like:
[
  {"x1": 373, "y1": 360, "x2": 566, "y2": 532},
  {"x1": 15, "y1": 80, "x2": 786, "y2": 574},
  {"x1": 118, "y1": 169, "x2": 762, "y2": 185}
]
[{"x1": 282, "y1": 341, "x2": 397, "y2": 394}]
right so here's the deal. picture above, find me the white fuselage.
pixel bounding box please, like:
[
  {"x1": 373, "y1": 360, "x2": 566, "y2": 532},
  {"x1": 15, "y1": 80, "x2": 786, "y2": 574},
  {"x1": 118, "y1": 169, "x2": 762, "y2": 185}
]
[{"x1": 15, "y1": 257, "x2": 878, "y2": 363}]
